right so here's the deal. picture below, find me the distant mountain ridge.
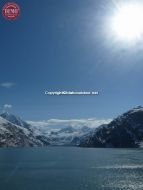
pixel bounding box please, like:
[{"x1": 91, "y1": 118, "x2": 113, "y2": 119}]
[
  {"x1": 29, "y1": 124, "x2": 92, "y2": 146},
  {"x1": 80, "y1": 106, "x2": 143, "y2": 148}
]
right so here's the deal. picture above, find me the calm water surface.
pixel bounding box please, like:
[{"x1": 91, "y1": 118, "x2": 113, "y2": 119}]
[{"x1": 0, "y1": 147, "x2": 143, "y2": 190}]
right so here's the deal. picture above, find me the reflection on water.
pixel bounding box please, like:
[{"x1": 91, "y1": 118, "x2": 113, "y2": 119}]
[{"x1": 0, "y1": 148, "x2": 143, "y2": 190}]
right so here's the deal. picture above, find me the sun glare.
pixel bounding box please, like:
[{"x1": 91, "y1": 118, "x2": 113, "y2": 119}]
[{"x1": 111, "y1": 3, "x2": 143, "y2": 42}]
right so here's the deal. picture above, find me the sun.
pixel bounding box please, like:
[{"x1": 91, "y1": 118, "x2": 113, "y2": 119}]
[{"x1": 111, "y1": 3, "x2": 143, "y2": 42}]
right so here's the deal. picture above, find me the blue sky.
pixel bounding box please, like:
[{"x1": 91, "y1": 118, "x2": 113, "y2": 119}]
[{"x1": 0, "y1": 0, "x2": 143, "y2": 120}]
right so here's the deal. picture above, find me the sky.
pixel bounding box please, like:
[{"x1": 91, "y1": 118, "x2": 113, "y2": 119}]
[{"x1": 0, "y1": 0, "x2": 143, "y2": 120}]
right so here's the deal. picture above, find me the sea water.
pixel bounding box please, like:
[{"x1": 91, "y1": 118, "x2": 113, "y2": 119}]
[{"x1": 0, "y1": 147, "x2": 143, "y2": 190}]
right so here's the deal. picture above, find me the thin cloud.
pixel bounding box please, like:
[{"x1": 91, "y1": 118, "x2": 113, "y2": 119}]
[
  {"x1": 0, "y1": 82, "x2": 15, "y2": 88},
  {"x1": 3, "y1": 104, "x2": 13, "y2": 109},
  {"x1": 28, "y1": 118, "x2": 112, "y2": 129}
]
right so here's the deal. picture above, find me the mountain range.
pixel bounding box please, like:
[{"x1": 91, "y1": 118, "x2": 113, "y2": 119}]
[
  {"x1": 1, "y1": 106, "x2": 143, "y2": 148},
  {"x1": 0, "y1": 112, "x2": 94, "y2": 147}
]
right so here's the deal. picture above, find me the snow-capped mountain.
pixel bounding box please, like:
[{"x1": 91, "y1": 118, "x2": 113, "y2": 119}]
[
  {"x1": 0, "y1": 112, "x2": 30, "y2": 129},
  {"x1": 80, "y1": 106, "x2": 143, "y2": 148},
  {"x1": 48, "y1": 126, "x2": 92, "y2": 146},
  {"x1": 0, "y1": 116, "x2": 45, "y2": 147},
  {"x1": 29, "y1": 124, "x2": 92, "y2": 146},
  {"x1": 27, "y1": 118, "x2": 111, "y2": 146}
]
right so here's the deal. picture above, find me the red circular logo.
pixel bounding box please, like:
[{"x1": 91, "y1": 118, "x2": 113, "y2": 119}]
[{"x1": 2, "y1": 2, "x2": 20, "y2": 20}]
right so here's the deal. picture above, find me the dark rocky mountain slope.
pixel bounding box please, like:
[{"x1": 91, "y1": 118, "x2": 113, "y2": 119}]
[{"x1": 80, "y1": 107, "x2": 143, "y2": 148}]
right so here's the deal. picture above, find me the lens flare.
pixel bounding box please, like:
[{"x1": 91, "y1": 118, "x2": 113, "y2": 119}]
[{"x1": 111, "y1": 3, "x2": 143, "y2": 42}]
